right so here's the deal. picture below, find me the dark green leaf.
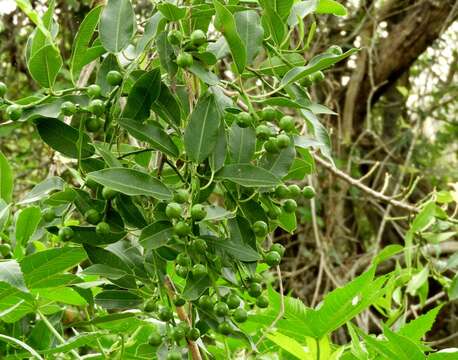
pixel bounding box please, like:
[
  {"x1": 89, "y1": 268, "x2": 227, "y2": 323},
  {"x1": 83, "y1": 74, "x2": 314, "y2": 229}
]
[
  {"x1": 157, "y1": 3, "x2": 186, "y2": 20},
  {"x1": 234, "y1": 10, "x2": 264, "y2": 64},
  {"x1": 228, "y1": 123, "x2": 256, "y2": 163},
  {"x1": 217, "y1": 164, "x2": 280, "y2": 187},
  {"x1": 156, "y1": 31, "x2": 178, "y2": 77},
  {"x1": 139, "y1": 221, "x2": 173, "y2": 250},
  {"x1": 28, "y1": 44, "x2": 62, "y2": 88},
  {"x1": 47, "y1": 225, "x2": 126, "y2": 246},
  {"x1": 0, "y1": 152, "x2": 13, "y2": 203},
  {"x1": 209, "y1": 124, "x2": 227, "y2": 172},
  {"x1": 15, "y1": 207, "x2": 41, "y2": 247},
  {"x1": 182, "y1": 274, "x2": 212, "y2": 301},
  {"x1": 205, "y1": 236, "x2": 261, "y2": 262},
  {"x1": 95, "y1": 290, "x2": 142, "y2": 309},
  {"x1": 260, "y1": 145, "x2": 296, "y2": 178}
]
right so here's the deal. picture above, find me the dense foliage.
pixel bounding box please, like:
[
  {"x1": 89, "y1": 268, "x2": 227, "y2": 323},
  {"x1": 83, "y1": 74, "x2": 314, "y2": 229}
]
[{"x1": 0, "y1": 0, "x2": 457, "y2": 359}]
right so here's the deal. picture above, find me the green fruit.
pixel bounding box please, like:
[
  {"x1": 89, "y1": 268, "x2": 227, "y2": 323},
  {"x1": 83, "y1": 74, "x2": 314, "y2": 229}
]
[
  {"x1": 174, "y1": 221, "x2": 190, "y2": 236},
  {"x1": 191, "y1": 238, "x2": 207, "y2": 252},
  {"x1": 42, "y1": 208, "x2": 56, "y2": 222},
  {"x1": 264, "y1": 138, "x2": 279, "y2": 153},
  {"x1": 106, "y1": 70, "x2": 123, "y2": 86},
  {"x1": 268, "y1": 206, "x2": 282, "y2": 220},
  {"x1": 233, "y1": 308, "x2": 248, "y2": 323},
  {"x1": 87, "y1": 84, "x2": 101, "y2": 98},
  {"x1": 327, "y1": 45, "x2": 343, "y2": 55},
  {"x1": 190, "y1": 29, "x2": 207, "y2": 46},
  {"x1": 275, "y1": 184, "x2": 290, "y2": 199},
  {"x1": 190, "y1": 204, "x2": 206, "y2": 221},
  {"x1": 270, "y1": 243, "x2": 285, "y2": 257},
  {"x1": 0, "y1": 82, "x2": 7, "y2": 97},
  {"x1": 167, "y1": 351, "x2": 182, "y2": 360},
  {"x1": 167, "y1": 29, "x2": 183, "y2": 45},
  {"x1": 176, "y1": 265, "x2": 189, "y2": 278},
  {"x1": 301, "y1": 75, "x2": 313, "y2": 87},
  {"x1": 0, "y1": 243, "x2": 12, "y2": 257},
  {"x1": 253, "y1": 220, "x2": 268, "y2": 237},
  {"x1": 176, "y1": 253, "x2": 191, "y2": 267},
  {"x1": 157, "y1": 305, "x2": 173, "y2": 321},
  {"x1": 275, "y1": 134, "x2": 291, "y2": 149},
  {"x1": 265, "y1": 251, "x2": 281, "y2": 267},
  {"x1": 283, "y1": 199, "x2": 297, "y2": 213},
  {"x1": 288, "y1": 184, "x2": 301, "y2": 197},
  {"x1": 102, "y1": 187, "x2": 118, "y2": 200},
  {"x1": 85, "y1": 117, "x2": 102, "y2": 132},
  {"x1": 61, "y1": 101, "x2": 77, "y2": 116},
  {"x1": 58, "y1": 227, "x2": 74, "y2": 241},
  {"x1": 174, "y1": 297, "x2": 186, "y2": 307},
  {"x1": 96, "y1": 222, "x2": 110, "y2": 235},
  {"x1": 144, "y1": 300, "x2": 156, "y2": 312},
  {"x1": 225, "y1": 294, "x2": 240, "y2": 309},
  {"x1": 192, "y1": 264, "x2": 207, "y2": 277},
  {"x1": 217, "y1": 321, "x2": 232, "y2": 335},
  {"x1": 171, "y1": 326, "x2": 186, "y2": 341},
  {"x1": 250, "y1": 273, "x2": 263, "y2": 283},
  {"x1": 279, "y1": 115, "x2": 295, "y2": 132},
  {"x1": 256, "y1": 295, "x2": 269, "y2": 308},
  {"x1": 85, "y1": 209, "x2": 102, "y2": 225},
  {"x1": 256, "y1": 124, "x2": 273, "y2": 139},
  {"x1": 88, "y1": 99, "x2": 105, "y2": 116},
  {"x1": 186, "y1": 327, "x2": 201, "y2": 341},
  {"x1": 198, "y1": 295, "x2": 213, "y2": 310},
  {"x1": 148, "y1": 332, "x2": 162, "y2": 346},
  {"x1": 236, "y1": 112, "x2": 252, "y2": 128},
  {"x1": 248, "y1": 283, "x2": 262, "y2": 298},
  {"x1": 173, "y1": 189, "x2": 189, "y2": 203},
  {"x1": 311, "y1": 71, "x2": 325, "y2": 83},
  {"x1": 302, "y1": 185, "x2": 316, "y2": 199},
  {"x1": 176, "y1": 52, "x2": 193, "y2": 68},
  {"x1": 166, "y1": 202, "x2": 183, "y2": 218},
  {"x1": 261, "y1": 106, "x2": 276, "y2": 121},
  {"x1": 6, "y1": 104, "x2": 22, "y2": 121},
  {"x1": 214, "y1": 302, "x2": 229, "y2": 317}
]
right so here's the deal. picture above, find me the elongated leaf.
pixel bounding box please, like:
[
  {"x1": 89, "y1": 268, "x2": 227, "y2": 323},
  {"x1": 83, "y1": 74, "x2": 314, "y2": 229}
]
[
  {"x1": 213, "y1": 0, "x2": 247, "y2": 74},
  {"x1": 216, "y1": 164, "x2": 280, "y2": 187},
  {"x1": 188, "y1": 62, "x2": 220, "y2": 86},
  {"x1": 382, "y1": 325, "x2": 425, "y2": 360},
  {"x1": 122, "y1": 69, "x2": 161, "y2": 121},
  {"x1": 266, "y1": 332, "x2": 311, "y2": 360},
  {"x1": 118, "y1": 118, "x2": 179, "y2": 157},
  {"x1": 316, "y1": 0, "x2": 347, "y2": 16},
  {"x1": 260, "y1": 145, "x2": 296, "y2": 178},
  {"x1": 99, "y1": 0, "x2": 135, "y2": 53},
  {"x1": 0, "y1": 152, "x2": 13, "y2": 203},
  {"x1": 184, "y1": 93, "x2": 222, "y2": 163},
  {"x1": 16, "y1": 0, "x2": 54, "y2": 47},
  {"x1": 36, "y1": 117, "x2": 94, "y2": 159},
  {"x1": 228, "y1": 123, "x2": 256, "y2": 163},
  {"x1": 41, "y1": 332, "x2": 103, "y2": 355},
  {"x1": 136, "y1": 13, "x2": 165, "y2": 54},
  {"x1": 205, "y1": 236, "x2": 261, "y2": 261},
  {"x1": 300, "y1": 109, "x2": 333, "y2": 163},
  {"x1": 15, "y1": 207, "x2": 41, "y2": 247},
  {"x1": 95, "y1": 290, "x2": 142, "y2": 309},
  {"x1": 28, "y1": 44, "x2": 62, "y2": 88},
  {"x1": 209, "y1": 124, "x2": 227, "y2": 172},
  {"x1": 139, "y1": 221, "x2": 173, "y2": 250},
  {"x1": 18, "y1": 177, "x2": 65, "y2": 205},
  {"x1": 0, "y1": 261, "x2": 28, "y2": 293},
  {"x1": 157, "y1": 3, "x2": 186, "y2": 20},
  {"x1": 259, "y1": 0, "x2": 285, "y2": 45},
  {"x1": 28, "y1": 0, "x2": 55, "y2": 59},
  {"x1": 399, "y1": 305, "x2": 442, "y2": 342},
  {"x1": 182, "y1": 274, "x2": 212, "y2": 301},
  {"x1": 234, "y1": 10, "x2": 264, "y2": 64},
  {"x1": 156, "y1": 31, "x2": 178, "y2": 77},
  {"x1": 87, "y1": 168, "x2": 172, "y2": 200},
  {"x1": 151, "y1": 82, "x2": 182, "y2": 127},
  {"x1": 47, "y1": 225, "x2": 126, "y2": 246}
]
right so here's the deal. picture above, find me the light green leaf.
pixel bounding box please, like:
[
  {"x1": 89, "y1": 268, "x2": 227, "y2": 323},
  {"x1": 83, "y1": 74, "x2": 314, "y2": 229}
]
[
  {"x1": 157, "y1": 2, "x2": 186, "y2": 20},
  {"x1": 399, "y1": 305, "x2": 442, "y2": 342},
  {"x1": 81, "y1": 264, "x2": 127, "y2": 280},
  {"x1": 406, "y1": 266, "x2": 429, "y2": 296},
  {"x1": 15, "y1": 206, "x2": 41, "y2": 247},
  {"x1": 15, "y1": 0, "x2": 54, "y2": 47},
  {"x1": 28, "y1": 44, "x2": 62, "y2": 88},
  {"x1": 382, "y1": 325, "x2": 425, "y2": 360},
  {"x1": 217, "y1": 164, "x2": 280, "y2": 187},
  {"x1": 288, "y1": 0, "x2": 318, "y2": 26},
  {"x1": 234, "y1": 10, "x2": 264, "y2": 64},
  {"x1": 0, "y1": 152, "x2": 13, "y2": 203},
  {"x1": 316, "y1": 0, "x2": 347, "y2": 16},
  {"x1": 0, "y1": 260, "x2": 28, "y2": 293},
  {"x1": 266, "y1": 332, "x2": 311, "y2": 360}
]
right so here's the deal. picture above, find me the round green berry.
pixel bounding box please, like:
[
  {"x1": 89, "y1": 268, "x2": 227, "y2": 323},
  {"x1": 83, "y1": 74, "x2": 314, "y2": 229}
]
[
  {"x1": 190, "y1": 29, "x2": 207, "y2": 46},
  {"x1": 225, "y1": 294, "x2": 240, "y2": 310},
  {"x1": 265, "y1": 251, "x2": 281, "y2": 267},
  {"x1": 167, "y1": 351, "x2": 182, "y2": 360},
  {"x1": 61, "y1": 101, "x2": 77, "y2": 116},
  {"x1": 42, "y1": 208, "x2": 56, "y2": 222},
  {"x1": 311, "y1": 71, "x2": 325, "y2": 83},
  {"x1": 192, "y1": 264, "x2": 207, "y2": 277},
  {"x1": 148, "y1": 332, "x2": 163, "y2": 346},
  {"x1": 198, "y1": 295, "x2": 213, "y2": 311},
  {"x1": 102, "y1": 187, "x2": 118, "y2": 200},
  {"x1": 173, "y1": 189, "x2": 189, "y2": 203},
  {"x1": 256, "y1": 124, "x2": 273, "y2": 139},
  {"x1": 275, "y1": 184, "x2": 290, "y2": 199},
  {"x1": 87, "y1": 84, "x2": 101, "y2": 98},
  {"x1": 176, "y1": 52, "x2": 193, "y2": 68},
  {"x1": 302, "y1": 185, "x2": 316, "y2": 199},
  {"x1": 270, "y1": 243, "x2": 285, "y2": 257},
  {"x1": 261, "y1": 106, "x2": 276, "y2": 121},
  {"x1": 288, "y1": 184, "x2": 301, "y2": 198},
  {"x1": 217, "y1": 321, "x2": 232, "y2": 335},
  {"x1": 214, "y1": 302, "x2": 229, "y2": 317},
  {"x1": 176, "y1": 265, "x2": 189, "y2": 278},
  {"x1": 256, "y1": 295, "x2": 269, "y2": 308},
  {"x1": 144, "y1": 300, "x2": 156, "y2": 312},
  {"x1": 167, "y1": 29, "x2": 183, "y2": 45},
  {"x1": 157, "y1": 305, "x2": 173, "y2": 322},
  {"x1": 236, "y1": 112, "x2": 252, "y2": 128},
  {"x1": 166, "y1": 202, "x2": 182, "y2": 219},
  {"x1": 248, "y1": 283, "x2": 262, "y2": 298},
  {"x1": 275, "y1": 134, "x2": 291, "y2": 149},
  {"x1": 264, "y1": 138, "x2": 279, "y2": 153},
  {"x1": 106, "y1": 70, "x2": 123, "y2": 86},
  {"x1": 186, "y1": 327, "x2": 201, "y2": 341},
  {"x1": 191, "y1": 238, "x2": 207, "y2": 252},
  {"x1": 283, "y1": 199, "x2": 297, "y2": 213},
  {"x1": 279, "y1": 115, "x2": 295, "y2": 132},
  {"x1": 174, "y1": 297, "x2": 186, "y2": 307},
  {"x1": 0, "y1": 243, "x2": 12, "y2": 257},
  {"x1": 85, "y1": 209, "x2": 102, "y2": 225},
  {"x1": 233, "y1": 308, "x2": 248, "y2": 323},
  {"x1": 58, "y1": 227, "x2": 74, "y2": 242},
  {"x1": 96, "y1": 222, "x2": 110, "y2": 235},
  {"x1": 191, "y1": 204, "x2": 206, "y2": 221},
  {"x1": 174, "y1": 221, "x2": 191, "y2": 236},
  {"x1": 88, "y1": 99, "x2": 104, "y2": 116},
  {"x1": 176, "y1": 253, "x2": 191, "y2": 267},
  {"x1": 171, "y1": 326, "x2": 186, "y2": 341},
  {"x1": 253, "y1": 220, "x2": 268, "y2": 237},
  {"x1": 85, "y1": 117, "x2": 102, "y2": 132},
  {"x1": 6, "y1": 104, "x2": 22, "y2": 121}
]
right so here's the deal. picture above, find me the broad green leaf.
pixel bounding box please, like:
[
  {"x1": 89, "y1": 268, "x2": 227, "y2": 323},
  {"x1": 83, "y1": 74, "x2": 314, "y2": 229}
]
[
  {"x1": 258, "y1": 53, "x2": 305, "y2": 76},
  {"x1": 300, "y1": 109, "x2": 333, "y2": 163},
  {"x1": 382, "y1": 325, "x2": 425, "y2": 360},
  {"x1": 99, "y1": 0, "x2": 136, "y2": 53},
  {"x1": 81, "y1": 264, "x2": 127, "y2": 280},
  {"x1": 70, "y1": 5, "x2": 105, "y2": 82},
  {"x1": 278, "y1": 210, "x2": 296, "y2": 233},
  {"x1": 118, "y1": 118, "x2": 179, "y2": 157},
  {"x1": 216, "y1": 164, "x2": 280, "y2": 187},
  {"x1": 372, "y1": 244, "x2": 403, "y2": 265},
  {"x1": 182, "y1": 274, "x2": 212, "y2": 301},
  {"x1": 0, "y1": 152, "x2": 13, "y2": 203},
  {"x1": 288, "y1": 0, "x2": 318, "y2": 26},
  {"x1": 406, "y1": 266, "x2": 429, "y2": 296},
  {"x1": 28, "y1": 44, "x2": 62, "y2": 88},
  {"x1": 41, "y1": 332, "x2": 103, "y2": 355},
  {"x1": 209, "y1": 124, "x2": 227, "y2": 172},
  {"x1": 95, "y1": 290, "x2": 142, "y2": 309},
  {"x1": 0, "y1": 200, "x2": 10, "y2": 232},
  {"x1": 36, "y1": 287, "x2": 87, "y2": 306},
  {"x1": 15, "y1": 206, "x2": 41, "y2": 247},
  {"x1": 46, "y1": 225, "x2": 126, "y2": 246},
  {"x1": 410, "y1": 201, "x2": 436, "y2": 233},
  {"x1": 96, "y1": 54, "x2": 121, "y2": 96},
  {"x1": 188, "y1": 62, "x2": 220, "y2": 86},
  {"x1": 36, "y1": 117, "x2": 94, "y2": 159},
  {"x1": 399, "y1": 305, "x2": 442, "y2": 342},
  {"x1": 0, "y1": 260, "x2": 28, "y2": 293},
  {"x1": 234, "y1": 10, "x2": 264, "y2": 64},
  {"x1": 205, "y1": 236, "x2": 261, "y2": 262},
  {"x1": 113, "y1": 194, "x2": 147, "y2": 229},
  {"x1": 139, "y1": 221, "x2": 173, "y2": 250},
  {"x1": 281, "y1": 49, "x2": 358, "y2": 85},
  {"x1": 266, "y1": 332, "x2": 311, "y2": 360},
  {"x1": 184, "y1": 93, "x2": 222, "y2": 163},
  {"x1": 259, "y1": 0, "x2": 286, "y2": 45},
  {"x1": 228, "y1": 123, "x2": 256, "y2": 163},
  {"x1": 157, "y1": 2, "x2": 186, "y2": 20},
  {"x1": 16, "y1": 0, "x2": 54, "y2": 47},
  {"x1": 28, "y1": 0, "x2": 55, "y2": 59},
  {"x1": 87, "y1": 168, "x2": 172, "y2": 200},
  {"x1": 151, "y1": 82, "x2": 182, "y2": 127},
  {"x1": 316, "y1": 0, "x2": 347, "y2": 16},
  {"x1": 18, "y1": 177, "x2": 65, "y2": 205},
  {"x1": 260, "y1": 145, "x2": 296, "y2": 178},
  {"x1": 213, "y1": 0, "x2": 247, "y2": 74},
  {"x1": 136, "y1": 13, "x2": 165, "y2": 54},
  {"x1": 156, "y1": 31, "x2": 178, "y2": 77},
  {"x1": 122, "y1": 69, "x2": 161, "y2": 121}
]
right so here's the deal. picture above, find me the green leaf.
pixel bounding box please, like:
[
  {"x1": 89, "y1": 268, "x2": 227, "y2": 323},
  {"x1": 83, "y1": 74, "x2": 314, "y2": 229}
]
[
  {"x1": 266, "y1": 332, "x2": 310, "y2": 360},
  {"x1": 281, "y1": 49, "x2": 358, "y2": 86},
  {"x1": 228, "y1": 123, "x2": 256, "y2": 163},
  {"x1": 300, "y1": 109, "x2": 333, "y2": 163},
  {"x1": 205, "y1": 236, "x2": 261, "y2": 262},
  {"x1": 234, "y1": 10, "x2": 264, "y2": 64},
  {"x1": 406, "y1": 266, "x2": 429, "y2": 296},
  {"x1": 258, "y1": 53, "x2": 305, "y2": 76},
  {"x1": 316, "y1": 0, "x2": 347, "y2": 16},
  {"x1": 18, "y1": 177, "x2": 65, "y2": 205},
  {"x1": 15, "y1": 207, "x2": 41, "y2": 247},
  {"x1": 28, "y1": 44, "x2": 62, "y2": 88},
  {"x1": 0, "y1": 200, "x2": 10, "y2": 232},
  {"x1": 410, "y1": 201, "x2": 436, "y2": 233},
  {"x1": 213, "y1": 0, "x2": 247, "y2": 74},
  {"x1": 188, "y1": 62, "x2": 220, "y2": 86},
  {"x1": 122, "y1": 68, "x2": 161, "y2": 122},
  {"x1": 99, "y1": 0, "x2": 136, "y2": 53},
  {"x1": 260, "y1": 145, "x2": 296, "y2": 178},
  {"x1": 288, "y1": 0, "x2": 318, "y2": 26},
  {"x1": 0, "y1": 260, "x2": 28, "y2": 294},
  {"x1": 71, "y1": 5, "x2": 105, "y2": 82},
  {"x1": 16, "y1": 0, "x2": 54, "y2": 48},
  {"x1": 382, "y1": 325, "x2": 425, "y2": 360},
  {"x1": 139, "y1": 221, "x2": 174, "y2": 250},
  {"x1": 157, "y1": 3, "x2": 186, "y2": 20},
  {"x1": 259, "y1": 0, "x2": 286, "y2": 45},
  {"x1": 216, "y1": 164, "x2": 280, "y2": 187},
  {"x1": 96, "y1": 54, "x2": 121, "y2": 96},
  {"x1": 399, "y1": 305, "x2": 442, "y2": 342},
  {"x1": 82, "y1": 264, "x2": 127, "y2": 280},
  {"x1": 156, "y1": 31, "x2": 178, "y2": 77},
  {"x1": 136, "y1": 13, "x2": 165, "y2": 54},
  {"x1": 47, "y1": 225, "x2": 126, "y2": 246},
  {"x1": 28, "y1": 0, "x2": 55, "y2": 59},
  {"x1": 184, "y1": 93, "x2": 222, "y2": 163},
  {"x1": 41, "y1": 332, "x2": 103, "y2": 355},
  {"x1": 449, "y1": 274, "x2": 458, "y2": 301},
  {"x1": 151, "y1": 82, "x2": 182, "y2": 128},
  {"x1": 118, "y1": 118, "x2": 179, "y2": 157},
  {"x1": 95, "y1": 290, "x2": 142, "y2": 309},
  {"x1": 209, "y1": 124, "x2": 227, "y2": 172},
  {"x1": 0, "y1": 152, "x2": 13, "y2": 203},
  {"x1": 87, "y1": 168, "x2": 172, "y2": 200},
  {"x1": 36, "y1": 117, "x2": 94, "y2": 159},
  {"x1": 182, "y1": 274, "x2": 212, "y2": 301}
]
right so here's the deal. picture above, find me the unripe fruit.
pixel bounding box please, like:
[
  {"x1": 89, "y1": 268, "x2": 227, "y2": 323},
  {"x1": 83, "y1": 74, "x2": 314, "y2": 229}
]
[
  {"x1": 174, "y1": 221, "x2": 190, "y2": 236},
  {"x1": 253, "y1": 220, "x2": 268, "y2": 237},
  {"x1": 167, "y1": 351, "x2": 182, "y2": 360},
  {"x1": 85, "y1": 117, "x2": 102, "y2": 132},
  {"x1": 279, "y1": 115, "x2": 295, "y2": 132},
  {"x1": 250, "y1": 273, "x2": 263, "y2": 283},
  {"x1": 166, "y1": 202, "x2": 182, "y2": 219},
  {"x1": 176, "y1": 52, "x2": 193, "y2": 68},
  {"x1": 190, "y1": 204, "x2": 206, "y2": 221},
  {"x1": 328, "y1": 45, "x2": 343, "y2": 55},
  {"x1": 214, "y1": 302, "x2": 229, "y2": 317},
  {"x1": 148, "y1": 332, "x2": 162, "y2": 346},
  {"x1": 275, "y1": 184, "x2": 290, "y2": 199},
  {"x1": 0, "y1": 243, "x2": 12, "y2": 257},
  {"x1": 106, "y1": 70, "x2": 123, "y2": 86},
  {"x1": 268, "y1": 206, "x2": 282, "y2": 220},
  {"x1": 261, "y1": 106, "x2": 276, "y2": 121},
  {"x1": 311, "y1": 71, "x2": 325, "y2": 83},
  {"x1": 256, "y1": 124, "x2": 273, "y2": 139},
  {"x1": 283, "y1": 199, "x2": 297, "y2": 213},
  {"x1": 288, "y1": 184, "x2": 301, "y2": 198},
  {"x1": 191, "y1": 238, "x2": 207, "y2": 252},
  {"x1": 144, "y1": 300, "x2": 156, "y2": 312},
  {"x1": 192, "y1": 263, "x2": 207, "y2": 277},
  {"x1": 302, "y1": 185, "x2": 316, "y2": 199},
  {"x1": 167, "y1": 29, "x2": 183, "y2": 45},
  {"x1": 176, "y1": 253, "x2": 191, "y2": 267},
  {"x1": 217, "y1": 321, "x2": 232, "y2": 335},
  {"x1": 42, "y1": 208, "x2": 56, "y2": 222},
  {"x1": 265, "y1": 251, "x2": 281, "y2": 267},
  {"x1": 6, "y1": 104, "x2": 22, "y2": 121},
  {"x1": 96, "y1": 222, "x2": 110, "y2": 235},
  {"x1": 173, "y1": 189, "x2": 189, "y2": 203},
  {"x1": 248, "y1": 283, "x2": 262, "y2": 298},
  {"x1": 256, "y1": 295, "x2": 269, "y2": 308},
  {"x1": 102, "y1": 187, "x2": 118, "y2": 200},
  {"x1": 0, "y1": 82, "x2": 7, "y2": 97},
  {"x1": 233, "y1": 308, "x2": 248, "y2": 323},
  {"x1": 61, "y1": 101, "x2": 77, "y2": 116},
  {"x1": 190, "y1": 29, "x2": 207, "y2": 46},
  {"x1": 174, "y1": 297, "x2": 186, "y2": 307},
  {"x1": 176, "y1": 265, "x2": 189, "y2": 278},
  {"x1": 301, "y1": 76, "x2": 313, "y2": 87},
  {"x1": 225, "y1": 294, "x2": 240, "y2": 309},
  {"x1": 87, "y1": 84, "x2": 101, "y2": 98},
  {"x1": 198, "y1": 295, "x2": 213, "y2": 310},
  {"x1": 85, "y1": 209, "x2": 102, "y2": 225},
  {"x1": 58, "y1": 227, "x2": 74, "y2": 241},
  {"x1": 88, "y1": 99, "x2": 104, "y2": 116},
  {"x1": 270, "y1": 243, "x2": 285, "y2": 257},
  {"x1": 236, "y1": 112, "x2": 252, "y2": 128},
  {"x1": 264, "y1": 138, "x2": 279, "y2": 154},
  {"x1": 157, "y1": 305, "x2": 173, "y2": 321},
  {"x1": 171, "y1": 326, "x2": 185, "y2": 341},
  {"x1": 186, "y1": 327, "x2": 201, "y2": 341},
  {"x1": 275, "y1": 134, "x2": 291, "y2": 149}
]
